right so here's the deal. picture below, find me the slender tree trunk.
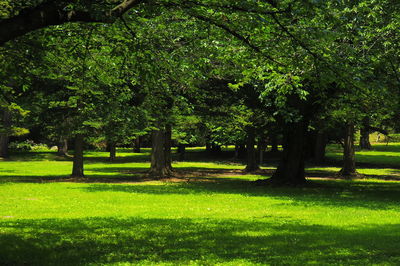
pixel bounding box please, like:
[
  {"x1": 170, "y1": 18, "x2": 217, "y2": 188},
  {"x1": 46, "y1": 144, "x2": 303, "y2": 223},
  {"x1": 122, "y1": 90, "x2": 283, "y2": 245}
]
[
  {"x1": 359, "y1": 117, "x2": 371, "y2": 150},
  {"x1": 164, "y1": 124, "x2": 172, "y2": 171},
  {"x1": 109, "y1": 142, "x2": 116, "y2": 162},
  {"x1": 205, "y1": 141, "x2": 211, "y2": 152},
  {"x1": 149, "y1": 126, "x2": 172, "y2": 178},
  {"x1": 178, "y1": 144, "x2": 186, "y2": 161},
  {"x1": 0, "y1": 109, "x2": 11, "y2": 158},
  {"x1": 314, "y1": 131, "x2": 326, "y2": 164},
  {"x1": 270, "y1": 135, "x2": 278, "y2": 153},
  {"x1": 57, "y1": 138, "x2": 68, "y2": 156},
  {"x1": 340, "y1": 122, "x2": 357, "y2": 177},
  {"x1": 245, "y1": 126, "x2": 259, "y2": 172},
  {"x1": 271, "y1": 121, "x2": 307, "y2": 185},
  {"x1": 258, "y1": 138, "x2": 266, "y2": 165},
  {"x1": 71, "y1": 134, "x2": 84, "y2": 178},
  {"x1": 234, "y1": 144, "x2": 239, "y2": 159},
  {"x1": 133, "y1": 136, "x2": 141, "y2": 153}
]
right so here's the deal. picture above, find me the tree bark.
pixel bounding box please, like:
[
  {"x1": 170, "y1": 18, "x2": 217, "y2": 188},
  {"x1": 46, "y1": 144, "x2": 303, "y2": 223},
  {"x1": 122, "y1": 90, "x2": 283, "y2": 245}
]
[
  {"x1": 71, "y1": 134, "x2": 84, "y2": 178},
  {"x1": 340, "y1": 122, "x2": 357, "y2": 177},
  {"x1": 270, "y1": 121, "x2": 307, "y2": 185},
  {"x1": 0, "y1": 109, "x2": 11, "y2": 158},
  {"x1": 0, "y1": 0, "x2": 145, "y2": 46},
  {"x1": 245, "y1": 126, "x2": 259, "y2": 172},
  {"x1": 109, "y1": 142, "x2": 116, "y2": 162},
  {"x1": 359, "y1": 117, "x2": 371, "y2": 150},
  {"x1": 149, "y1": 126, "x2": 173, "y2": 178},
  {"x1": 314, "y1": 131, "x2": 326, "y2": 164},
  {"x1": 133, "y1": 136, "x2": 141, "y2": 153},
  {"x1": 57, "y1": 138, "x2": 68, "y2": 156}
]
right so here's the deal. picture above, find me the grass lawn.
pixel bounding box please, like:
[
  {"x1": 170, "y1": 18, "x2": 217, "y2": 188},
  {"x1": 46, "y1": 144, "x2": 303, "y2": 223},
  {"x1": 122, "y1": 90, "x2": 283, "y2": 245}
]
[{"x1": 1, "y1": 145, "x2": 400, "y2": 265}]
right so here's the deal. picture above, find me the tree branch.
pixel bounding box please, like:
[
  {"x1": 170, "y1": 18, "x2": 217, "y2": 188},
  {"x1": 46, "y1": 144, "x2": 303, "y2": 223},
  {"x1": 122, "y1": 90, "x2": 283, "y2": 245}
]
[
  {"x1": 0, "y1": 0, "x2": 146, "y2": 46},
  {"x1": 189, "y1": 13, "x2": 283, "y2": 66}
]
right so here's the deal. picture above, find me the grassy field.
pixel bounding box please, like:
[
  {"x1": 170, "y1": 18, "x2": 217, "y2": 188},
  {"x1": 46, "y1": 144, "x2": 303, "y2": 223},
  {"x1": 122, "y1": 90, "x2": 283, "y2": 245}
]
[{"x1": 1, "y1": 144, "x2": 400, "y2": 265}]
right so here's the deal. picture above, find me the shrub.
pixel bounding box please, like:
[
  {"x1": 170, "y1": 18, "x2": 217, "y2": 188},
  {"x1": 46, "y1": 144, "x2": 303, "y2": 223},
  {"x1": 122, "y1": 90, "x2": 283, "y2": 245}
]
[{"x1": 9, "y1": 140, "x2": 49, "y2": 151}]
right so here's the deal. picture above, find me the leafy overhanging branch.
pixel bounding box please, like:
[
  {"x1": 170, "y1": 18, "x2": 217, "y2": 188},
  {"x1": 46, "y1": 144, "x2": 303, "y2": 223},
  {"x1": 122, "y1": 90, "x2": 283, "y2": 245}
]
[{"x1": 0, "y1": 0, "x2": 146, "y2": 46}]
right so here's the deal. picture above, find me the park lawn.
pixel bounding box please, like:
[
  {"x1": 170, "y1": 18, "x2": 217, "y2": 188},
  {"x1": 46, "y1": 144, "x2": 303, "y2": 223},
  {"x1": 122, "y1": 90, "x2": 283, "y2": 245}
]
[
  {"x1": 326, "y1": 143, "x2": 400, "y2": 166},
  {"x1": 1, "y1": 147, "x2": 400, "y2": 265}
]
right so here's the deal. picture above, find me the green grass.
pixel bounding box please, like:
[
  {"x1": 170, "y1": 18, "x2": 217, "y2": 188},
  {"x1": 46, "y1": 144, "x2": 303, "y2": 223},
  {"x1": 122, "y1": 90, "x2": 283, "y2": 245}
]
[
  {"x1": 1, "y1": 146, "x2": 400, "y2": 265},
  {"x1": 326, "y1": 143, "x2": 400, "y2": 166}
]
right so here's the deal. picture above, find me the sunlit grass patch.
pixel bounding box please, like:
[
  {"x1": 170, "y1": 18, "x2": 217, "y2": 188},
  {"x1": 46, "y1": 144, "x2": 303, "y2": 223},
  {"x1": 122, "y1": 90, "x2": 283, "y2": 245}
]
[{"x1": 1, "y1": 146, "x2": 400, "y2": 264}]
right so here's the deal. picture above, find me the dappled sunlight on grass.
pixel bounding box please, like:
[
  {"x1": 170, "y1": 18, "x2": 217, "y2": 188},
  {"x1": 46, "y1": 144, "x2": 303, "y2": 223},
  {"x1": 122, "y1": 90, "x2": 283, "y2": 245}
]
[{"x1": 2, "y1": 146, "x2": 400, "y2": 264}]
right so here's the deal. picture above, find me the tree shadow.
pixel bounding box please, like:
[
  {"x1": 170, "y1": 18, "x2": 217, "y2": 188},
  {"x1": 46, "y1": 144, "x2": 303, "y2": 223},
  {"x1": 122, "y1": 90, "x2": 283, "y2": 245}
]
[
  {"x1": 0, "y1": 217, "x2": 399, "y2": 265},
  {"x1": 76, "y1": 178, "x2": 400, "y2": 211}
]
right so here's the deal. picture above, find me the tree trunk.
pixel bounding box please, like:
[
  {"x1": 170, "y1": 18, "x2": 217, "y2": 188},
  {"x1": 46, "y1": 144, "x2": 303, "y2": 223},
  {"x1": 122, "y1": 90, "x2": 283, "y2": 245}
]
[
  {"x1": 71, "y1": 134, "x2": 84, "y2": 178},
  {"x1": 164, "y1": 124, "x2": 173, "y2": 171},
  {"x1": 270, "y1": 135, "x2": 278, "y2": 152},
  {"x1": 149, "y1": 126, "x2": 172, "y2": 178},
  {"x1": 359, "y1": 117, "x2": 371, "y2": 150},
  {"x1": 133, "y1": 136, "x2": 141, "y2": 153},
  {"x1": 314, "y1": 131, "x2": 326, "y2": 164},
  {"x1": 0, "y1": 108, "x2": 11, "y2": 158},
  {"x1": 57, "y1": 138, "x2": 68, "y2": 156},
  {"x1": 270, "y1": 121, "x2": 307, "y2": 185},
  {"x1": 258, "y1": 138, "x2": 266, "y2": 165},
  {"x1": 109, "y1": 142, "x2": 116, "y2": 162},
  {"x1": 234, "y1": 144, "x2": 239, "y2": 159},
  {"x1": 178, "y1": 144, "x2": 186, "y2": 161},
  {"x1": 340, "y1": 122, "x2": 357, "y2": 177},
  {"x1": 245, "y1": 126, "x2": 259, "y2": 172}
]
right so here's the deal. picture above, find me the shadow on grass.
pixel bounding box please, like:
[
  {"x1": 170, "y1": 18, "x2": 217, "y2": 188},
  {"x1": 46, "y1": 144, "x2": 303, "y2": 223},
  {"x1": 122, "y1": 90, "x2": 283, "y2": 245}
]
[
  {"x1": 75, "y1": 178, "x2": 400, "y2": 211},
  {"x1": 0, "y1": 217, "x2": 399, "y2": 265}
]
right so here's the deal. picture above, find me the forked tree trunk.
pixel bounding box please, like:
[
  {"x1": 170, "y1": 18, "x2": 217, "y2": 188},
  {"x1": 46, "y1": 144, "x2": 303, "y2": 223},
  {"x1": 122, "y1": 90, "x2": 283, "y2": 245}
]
[
  {"x1": 133, "y1": 136, "x2": 141, "y2": 153},
  {"x1": 340, "y1": 122, "x2": 357, "y2": 177},
  {"x1": 57, "y1": 138, "x2": 68, "y2": 156},
  {"x1": 109, "y1": 142, "x2": 116, "y2": 162},
  {"x1": 71, "y1": 134, "x2": 84, "y2": 178},
  {"x1": 245, "y1": 126, "x2": 259, "y2": 172},
  {"x1": 314, "y1": 131, "x2": 326, "y2": 164},
  {"x1": 359, "y1": 117, "x2": 371, "y2": 150},
  {"x1": 149, "y1": 126, "x2": 173, "y2": 178},
  {"x1": 271, "y1": 121, "x2": 307, "y2": 185},
  {"x1": 0, "y1": 109, "x2": 11, "y2": 158}
]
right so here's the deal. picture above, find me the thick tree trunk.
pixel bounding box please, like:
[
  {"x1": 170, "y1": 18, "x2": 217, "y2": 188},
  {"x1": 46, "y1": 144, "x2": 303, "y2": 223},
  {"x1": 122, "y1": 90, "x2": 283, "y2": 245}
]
[
  {"x1": 57, "y1": 138, "x2": 68, "y2": 156},
  {"x1": 245, "y1": 127, "x2": 259, "y2": 172},
  {"x1": 149, "y1": 126, "x2": 173, "y2": 178},
  {"x1": 109, "y1": 142, "x2": 116, "y2": 162},
  {"x1": 340, "y1": 122, "x2": 357, "y2": 177},
  {"x1": 0, "y1": 109, "x2": 11, "y2": 158},
  {"x1": 314, "y1": 131, "x2": 326, "y2": 164},
  {"x1": 270, "y1": 121, "x2": 307, "y2": 185},
  {"x1": 359, "y1": 117, "x2": 371, "y2": 150},
  {"x1": 133, "y1": 136, "x2": 141, "y2": 153},
  {"x1": 71, "y1": 134, "x2": 84, "y2": 178}
]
